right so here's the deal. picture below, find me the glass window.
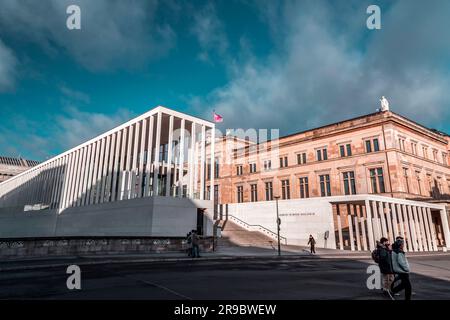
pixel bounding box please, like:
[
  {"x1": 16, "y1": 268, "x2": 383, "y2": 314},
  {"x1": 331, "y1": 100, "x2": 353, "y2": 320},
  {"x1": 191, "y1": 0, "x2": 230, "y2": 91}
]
[
  {"x1": 319, "y1": 174, "x2": 331, "y2": 197},
  {"x1": 343, "y1": 171, "x2": 356, "y2": 195},
  {"x1": 265, "y1": 182, "x2": 273, "y2": 201},
  {"x1": 299, "y1": 177, "x2": 309, "y2": 198},
  {"x1": 365, "y1": 140, "x2": 372, "y2": 153},
  {"x1": 281, "y1": 179, "x2": 290, "y2": 200},
  {"x1": 250, "y1": 184, "x2": 258, "y2": 202}
]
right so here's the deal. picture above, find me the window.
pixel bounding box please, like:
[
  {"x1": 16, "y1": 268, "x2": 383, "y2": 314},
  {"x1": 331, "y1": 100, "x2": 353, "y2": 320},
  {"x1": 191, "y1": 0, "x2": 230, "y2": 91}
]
[
  {"x1": 433, "y1": 149, "x2": 438, "y2": 162},
  {"x1": 281, "y1": 179, "x2": 290, "y2": 200},
  {"x1": 214, "y1": 158, "x2": 220, "y2": 178},
  {"x1": 319, "y1": 174, "x2": 331, "y2": 197},
  {"x1": 339, "y1": 144, "x2": 352, "y2": 157},
  {"x1": 343, "y1": 171, "x2": 356, "y2": 195},
  {"x1": 442, "y1": 152, "x2": 448, "y2": 166},
  {"x1": 422, "y1": 146, "x2": 428, "y2": 159},
  {"x1": 297, "y1": 152, "x2": 307, "y2": 165},
  {"x1": 249, "y1": 163, "x2": 257, "y2": 173},
  {"x1": 205, "y1": 186, "x2": 211, "y2": 200},
  {"x1": 214, "y1": 185, "x2": 219, "y2": 204},
  {"x1": 237, "y1": 186, "x2": 244, "y2": 203},
  {"x1": 399, "y1": 138, "x2": 406, "y2": 151},
  {"x1": 415, "y1": 171, "x2": 422, "y2": 195},
  {"x1": 369, "y1": 168, "x2": 386, "y2": 193},
  {"x1": 316, "y1": 148, "x2": 328, "y2": 161},
  {"x1": 236, "y1": 165, "x2": 243, "y2": 176},
  {"x1": 265, "y1": 181, "x2": 273, "y2": 201},
  {"x1": 403, "y1": 168, "x2": 410, "y2": 194},
  {"x1": 427, "y1": 174, "x2": 432, "y2": 196},
  {"x1": 250, "y1": 184, "x2": 258, "y2": 202},
  {"x1": 279, "y1": 156, "x2": 288, "y2": 168},
  {"x1": 365, "y1": 138, "x2": 380, "y2": 153},
  {"x1": 263, "y1": 160, "x2": 272, "y2": 171},
  {"x1": 299, "y1": 177, "x2": 309, "y2": 198},
  {"x1": 411, "y1": 142, "x2": 417, "y2": 155}
]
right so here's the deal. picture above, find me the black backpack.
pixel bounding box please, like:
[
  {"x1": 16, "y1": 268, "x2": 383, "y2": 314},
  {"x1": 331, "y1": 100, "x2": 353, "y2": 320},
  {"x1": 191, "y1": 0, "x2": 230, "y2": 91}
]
[{"x1": 371, "y1": 248, "x2": 380, "y2": 263}]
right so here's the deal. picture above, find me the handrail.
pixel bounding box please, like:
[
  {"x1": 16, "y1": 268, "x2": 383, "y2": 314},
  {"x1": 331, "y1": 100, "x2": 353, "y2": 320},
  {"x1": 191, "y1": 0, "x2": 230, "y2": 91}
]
[{"x1": 227, "y1": 214, "x2": 287, "y2": 245}]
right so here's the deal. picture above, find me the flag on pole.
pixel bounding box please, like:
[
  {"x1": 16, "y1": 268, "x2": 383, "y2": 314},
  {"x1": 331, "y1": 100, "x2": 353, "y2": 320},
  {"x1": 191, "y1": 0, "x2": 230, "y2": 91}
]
[{"x1": 213, "y1": 110, "x2": 223, "y2": 123}]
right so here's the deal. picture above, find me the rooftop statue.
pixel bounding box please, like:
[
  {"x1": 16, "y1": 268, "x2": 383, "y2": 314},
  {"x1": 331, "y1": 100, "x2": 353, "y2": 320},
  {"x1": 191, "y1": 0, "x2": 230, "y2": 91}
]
[{"x1": 380, "y1": 96, "x2": 390, "y2": 112}]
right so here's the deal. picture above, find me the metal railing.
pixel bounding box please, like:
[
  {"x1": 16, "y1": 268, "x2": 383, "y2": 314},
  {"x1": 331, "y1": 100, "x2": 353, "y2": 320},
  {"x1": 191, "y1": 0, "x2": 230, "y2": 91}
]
[{"x1": 227, "y1": 214, "x2": 288, "y2": 245}]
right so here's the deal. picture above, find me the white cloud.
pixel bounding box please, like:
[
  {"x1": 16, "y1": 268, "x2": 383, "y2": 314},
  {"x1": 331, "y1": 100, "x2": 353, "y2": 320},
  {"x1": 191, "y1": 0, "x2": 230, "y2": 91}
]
[
  {"x1": 191, "y1": 0, "x2": 450, "y2": 134},
  {"x1": 190, "y1": 2, "x2": 228, "y2": 63},
  {"x1": 0, "y1": 39, "x2": 17, "y2": 92},
  {"x1": 0, "y1": 0, "x2": 176, "y2": 71}
]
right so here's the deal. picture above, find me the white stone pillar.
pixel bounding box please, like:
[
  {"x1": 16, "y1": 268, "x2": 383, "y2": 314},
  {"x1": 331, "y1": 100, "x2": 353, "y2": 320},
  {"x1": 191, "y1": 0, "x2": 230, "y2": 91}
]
[
  {"x1": 123, "y1": 125, "x2": 133, "y2": 199},
  {"x1": 426, "y1": 208, "x2": 438, "y2": 251},
  {"x1": 104, "y1": 133, "x2": 116, "y2": 203},
  {"x1": 111, "y1": 131, "x2": 121, "y2": 202},
  {"x1": 130, "y1": 121, "x2": 140, "y2": 199},
  {"x1": 365, "y1": 200, "x2": 375, "y2": 251},
  {"x1": 62, "y1": 152, "x2": 76, "y2": 210},
  {"x1": 75, "y1": 147, "x2": 87, "y2": 207},
  {"x1": 145, "y1": 116, "x2": 154, "y2": 197},
  {"x1": 153, "y1": 112, "x2": 162, "y2": 196},
  {"x1": 391, "y1": 203, "x2": 399, "y2": 240},
  {"x1": 419, "y1": 207, "x2": 431, "y2": 251},
  {"x1": 93, "y1": 138, "x2": 105, "y2": 204},
  {"x1": 359, "y1": 205, "x2": 368, "y2": 251},
  {"x1": 81, "y1": 143, "x2": 95, "y2": 206},
  {"x1": 178, "y1": 119, "x2": 185, "y2": 198},
  {"x1": 385, "y1": 203, "x2": 394, "y2": 243},
  {"x1": 118, "y1": 128, "x2": 128, "y2": 200},
  {"x1": 348, "y1": 214, "x2": 355, "y2": 251},
  {"x1": 188, "y1": 122, "x2": 196, "y2": 198},
  {"x1": 89, "y1": 140, "x2": 102, "y2": 204},
  {"x1": 354, "y1": 215, "x2": 361, "y2": 251},
  {"x1": 407, "y1": 205, "x2": 418, "y2": 251},
  {"x1": 378, "y1": 201, "x2": 388, "y2": 239},
  {"x1": 423, "y1": 207, "x2": 435, "y2": 251},
  {"x1": 336, "y1": 205, "x2": 344, "y2": 250},
  {"x1": 440, "y1": 208, "x2": 450, "y2": 250},
  {"x1": 99, "y1": 135, "x2": 111, "y2": 203},
  {"x1": 138, "y1": 119, "x2": 147, "y2": 198},
  {"x1": 412, "y1": 206, "x2": 424, "y2": 251},
  {"x1": 372, "y1": 201, "x2": 381, "y2": 241},
  {"x1": 416, "y1": 206, "x2": 428, "y2": 251},
  {"x1": 399, "y1": 204, "x2": 410, "y2": 252},
  {"x1": 165, "y1": 115, "x2": 174, "y2": 197},
  {"x1": 210, "y1": 126, "x2": 215, "y2": 201},
  {"x1": 200, "y1": 125, "x2": 206, "y2": 200}
]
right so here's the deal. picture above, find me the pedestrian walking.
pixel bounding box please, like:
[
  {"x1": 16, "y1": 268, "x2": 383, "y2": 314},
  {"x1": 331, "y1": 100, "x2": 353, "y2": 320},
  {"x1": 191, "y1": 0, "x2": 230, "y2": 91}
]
[
  {"x1": 190, "y1": 230, "x2": 201, "y2": 258},
  {"x1": 186, "y1": 231, "x2": 192, "y2": 257},
  {"x1": 307, "y1": 235, "x2": 316, "y2": 254},
  {"x1": 378, "y1": 237, "x2": 395, "y2": 300},
  {"x1": 391, "y1": 238, "x2": 412, "y2": 300}
]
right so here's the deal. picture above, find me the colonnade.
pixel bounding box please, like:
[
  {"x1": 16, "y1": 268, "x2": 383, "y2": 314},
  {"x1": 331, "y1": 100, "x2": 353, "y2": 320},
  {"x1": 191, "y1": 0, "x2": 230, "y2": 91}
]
[{"x1": 0, "y1": 107, "x2": 215, "y2": 212}]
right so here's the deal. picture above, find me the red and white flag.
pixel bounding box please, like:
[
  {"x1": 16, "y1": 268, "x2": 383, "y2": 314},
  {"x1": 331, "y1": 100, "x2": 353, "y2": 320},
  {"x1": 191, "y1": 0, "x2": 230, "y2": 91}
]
[{"x1": 213, "y1": 110, "x2": 223, "y2": 123}]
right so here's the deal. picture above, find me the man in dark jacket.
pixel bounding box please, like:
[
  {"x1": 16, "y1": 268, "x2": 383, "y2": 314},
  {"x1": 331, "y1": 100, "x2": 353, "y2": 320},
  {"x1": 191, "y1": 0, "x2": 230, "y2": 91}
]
[
  {"x1": 307, "y1": 235, "x2": 316, "y2": 254},
  {"x1": 378, "y1": 237, "x2": 395, "y2": 300}
]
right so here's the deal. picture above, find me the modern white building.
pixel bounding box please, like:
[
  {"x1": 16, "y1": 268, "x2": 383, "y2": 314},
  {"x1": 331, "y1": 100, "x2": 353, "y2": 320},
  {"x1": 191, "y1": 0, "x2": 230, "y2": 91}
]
[
  {"x1": 0, "y1": 106, "x2": 215, "y2": 238},
  {"x1": 220, "y1": 195, "x2": 450, "y2": 252}
]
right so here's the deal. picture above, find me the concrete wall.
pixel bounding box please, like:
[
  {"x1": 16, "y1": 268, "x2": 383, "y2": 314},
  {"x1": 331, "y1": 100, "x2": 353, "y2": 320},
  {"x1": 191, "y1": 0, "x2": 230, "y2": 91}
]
[
  {"x1": 0, "y1": 196, "x2": 214, "y2": 238},
  {"x1": 225, "y1": 198, "x2": 337, "y2": 248}
]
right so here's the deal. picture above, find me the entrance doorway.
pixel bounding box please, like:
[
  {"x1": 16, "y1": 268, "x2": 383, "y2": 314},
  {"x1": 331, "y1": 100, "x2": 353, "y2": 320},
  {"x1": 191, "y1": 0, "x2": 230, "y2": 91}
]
[{"x1": 197, "y1": 208, "x2": 205, "y2": 235}]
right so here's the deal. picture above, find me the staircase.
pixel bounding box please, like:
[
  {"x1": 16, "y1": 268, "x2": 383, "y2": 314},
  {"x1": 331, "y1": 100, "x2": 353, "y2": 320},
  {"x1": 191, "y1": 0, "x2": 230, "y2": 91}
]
[{"x1": 217, "y1": 218, "x2": 282, "y2": 249}]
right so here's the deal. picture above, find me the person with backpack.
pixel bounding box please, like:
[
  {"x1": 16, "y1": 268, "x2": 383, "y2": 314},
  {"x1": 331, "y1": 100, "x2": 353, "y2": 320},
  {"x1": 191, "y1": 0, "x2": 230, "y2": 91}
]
[
  {"x1": 391, "y1": 238, "x2": 412, "y2": 300},
  {"x1": 307, "y1": 235, "x2": 316, "y2": 254},
  {"x1": 378, "y1": 237, "x2": 395, "y2": 299}
]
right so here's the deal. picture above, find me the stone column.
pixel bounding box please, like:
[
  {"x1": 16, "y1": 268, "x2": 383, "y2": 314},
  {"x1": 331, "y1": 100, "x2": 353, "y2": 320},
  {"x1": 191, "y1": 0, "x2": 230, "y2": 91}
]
[
  {"x1": 165, "y1": 115, "x2": 174, "y2": 197},
  {"x1": 407, "y1": 205, "x2": 418, "y2": 252},
  {"x1": 111, "y1": 130, "x2": 122, "y2": 201},
  {"x1": 153, "y1": 113, "x2": 162, "y2": 196},
  {"x1": 130, "y1": 122, "x2": 140, "y2": 199},
  {"x1": 372, "y1": 201, "x2": 381, "y2": 241},
  {"x1": 415, "y1": 206, "x2": 428, "y2": 251},
  {"x1": 419, "y1": 207, "x2": 431, "y2": 251},
  {"x1": 378, "y1": 201, "x2": 388, "y2": 239},
  {"x1": 391, "y1": 203, "x2": 399, "y2": 240},
  {"x1": 365, "y1": 200, "x2": 375, "y2": 251},
  {"x1": 425, "y1": 208, "x2": 438, "y2": 250},
  {"x1": 412, "y1": 206, "x2": 424, "y2": 251},
  {"x1": 178, "y1": 119, "x2": 185, "y2": 198},
  {"x1": 348, "y1": 213, "x2": 355, "y2": 251},
  {"x1": 105, "y1": 132, "x2": 116, "y2": 202},
  {"x1": 200, "y1": 125, "x2": 206, "y2": 200},
  {"x1": 359, "y1": 205, "x2": 368, "y2": 251},
  {"x1": 145, "y1": 116, "x2": 154, "y2": 197},
  {"x1": 82, "y1": 145, "x2": 93, "y2": 206},
  {"x1": 423, "y1": 207, "x2": 436, "y2": 251},
  {"x1": 354, "y1": 214, "x2": 361, "y2": 251},
  {"x1": 440, "y1": 208, "x2": 450, "y2": 250},
  {"x1": 99, "y1": 135, "x2": 111, "y2": 203},
  {"x1": 336, "y1": 204, "x2": 344, "y2": 250},
  {"x1": 137, "y1": 119, "x2": 147, "y2": 198},
  {"x1": 210, "y1": 126, "x2": 215, "y2": 202},
  {"x1": 188, "y1": 122, "x2": 196, "y2": 198}
]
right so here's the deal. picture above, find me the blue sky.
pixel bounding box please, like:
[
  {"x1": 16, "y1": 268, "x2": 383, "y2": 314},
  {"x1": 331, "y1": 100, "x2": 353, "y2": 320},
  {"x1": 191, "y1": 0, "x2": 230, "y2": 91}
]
[{"x1": 1, "y1": 0, "x2": 450, "y2": 161}]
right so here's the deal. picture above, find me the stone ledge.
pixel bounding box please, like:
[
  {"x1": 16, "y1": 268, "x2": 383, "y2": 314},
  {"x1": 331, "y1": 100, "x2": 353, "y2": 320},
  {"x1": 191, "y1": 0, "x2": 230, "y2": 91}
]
[{"x1": 0, "y1": 237, "x2": 214, "y2": 257}]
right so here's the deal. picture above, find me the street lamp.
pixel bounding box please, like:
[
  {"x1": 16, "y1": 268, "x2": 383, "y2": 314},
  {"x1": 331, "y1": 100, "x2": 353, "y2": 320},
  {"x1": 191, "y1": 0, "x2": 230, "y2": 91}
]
[{"x1": 274, "y1": 195, "x2": 281, "y2": 256}]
